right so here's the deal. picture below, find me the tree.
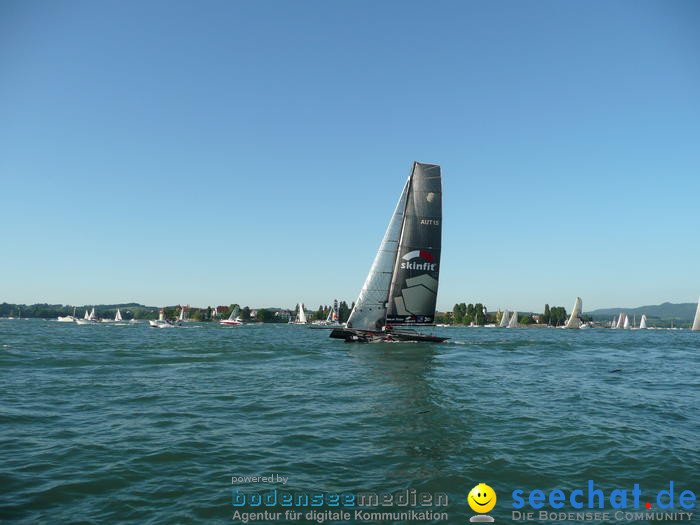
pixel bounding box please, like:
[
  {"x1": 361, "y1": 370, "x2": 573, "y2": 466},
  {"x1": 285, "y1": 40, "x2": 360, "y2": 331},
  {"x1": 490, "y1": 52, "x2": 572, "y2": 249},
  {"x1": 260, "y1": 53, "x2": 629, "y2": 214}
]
[
  {"x1": 474, "y1": 303, "x2": 486, "y2": 325},
  {"x1": 241, "y1": 306, "x2": 251, "y2": 321},
  {"x1": 256, "y1": 309, "x2": 276, "y2": 322},
  {"x1": 338, "y1": 301, "x2": 351, "y2": 323},
  {"x1": 543, "y1": 304, "x2": 551, "y2": 325},
  {"x1": 453, "y1": 304, "x2": 463, "y2": 324}
]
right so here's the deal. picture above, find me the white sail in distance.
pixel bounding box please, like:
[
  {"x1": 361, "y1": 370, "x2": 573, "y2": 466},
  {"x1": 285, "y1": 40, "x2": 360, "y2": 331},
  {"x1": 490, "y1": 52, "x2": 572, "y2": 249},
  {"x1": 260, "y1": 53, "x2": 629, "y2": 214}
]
[
  {"x1": 499, "y1": 309, "x2": 510, "y2": 328},
  {"x1": 623, "y1": 315, "x2": 630, "y2": 329},
  {"x1": 84, "y1": 309, "x2": 89, "y2": 320},
  {"x1": 563, "y1": 297, "x2": 583, "y2": 329},
  {"x1": 228, "y1": 306, "x2": 240, "y2": 321},
  {"x1": 508, "y1": 311, "x2": 519, "y2": 328},
  {"x1": 298, "y1": 304, "x2": 307, "y2": 324},
  {"x1": 639, "y1": 314, "x2": 647, "y2": 329},
  {"x1": 89, "y1": 307, "x2": 96, "y2": 320},
  {"x1": 115, "y1": 309, "x2": 122, "y2": 321},
  {"x1": 692, "y1": 297, "x2": 700, "y2": 331},
  {"x1": 616, "y1": 313, "x2": 625, "y2": 329}
]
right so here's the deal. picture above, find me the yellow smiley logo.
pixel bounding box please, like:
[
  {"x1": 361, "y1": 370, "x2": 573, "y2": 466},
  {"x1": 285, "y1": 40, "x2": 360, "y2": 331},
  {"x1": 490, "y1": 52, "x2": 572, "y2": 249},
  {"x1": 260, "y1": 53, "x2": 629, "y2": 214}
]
[{"x1": 468, "y1": 483, "x2": 496, "y2": 514}]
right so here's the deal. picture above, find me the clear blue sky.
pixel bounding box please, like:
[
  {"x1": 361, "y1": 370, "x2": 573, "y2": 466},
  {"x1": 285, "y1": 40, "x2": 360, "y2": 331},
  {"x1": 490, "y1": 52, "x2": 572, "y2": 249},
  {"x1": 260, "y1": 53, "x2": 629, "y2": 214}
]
[{"x1": 1, "y1": 1, "x2": 699, "y2": 312}]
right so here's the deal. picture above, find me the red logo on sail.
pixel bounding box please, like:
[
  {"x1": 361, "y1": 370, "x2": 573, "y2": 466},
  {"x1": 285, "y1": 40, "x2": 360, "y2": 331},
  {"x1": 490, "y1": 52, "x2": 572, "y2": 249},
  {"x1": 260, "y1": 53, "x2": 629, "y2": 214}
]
[{"x1": 402, "y1": 250, "x2": 434, "y2": 263}]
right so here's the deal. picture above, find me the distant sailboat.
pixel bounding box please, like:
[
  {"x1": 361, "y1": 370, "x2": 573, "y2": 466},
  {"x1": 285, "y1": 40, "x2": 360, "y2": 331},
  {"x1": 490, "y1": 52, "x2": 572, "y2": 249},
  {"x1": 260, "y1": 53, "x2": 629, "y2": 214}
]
[
  {"x1": 611, "y1": 315, "x2": 617, "y2": 329},
  {"x1": 330, "y1": 162, "x2": 447, "y2": 343},
  {"x1": 615, "y1": 313, "x2": 626, "y2": 329},
  {"x1": 312, "y1": 300, "x2": 342, "y2": 326},
  {"x1": 692, "y1": 297, "x2": 700, "y2": 332},
  {"x1": 220, "y1": 305, "x2": 243, "y2": 326},
  {"x1": 289, "y1": 303, "x2": 308, "y2": 325},
  {"x1": 115, "y1": 309, "x2": 122, "y2": 322},
  {"x1": 326, "y1": 300, "x2": 340, "y2": 325},
  {"x1": 639, "y1": 314, "x2": 647, "y2": 329},
  {"x1": 58, "y1": 307, "x2": 77, "y2": 323},
  {"x1": 149, "y1": 308, "x2": 176, "y2": 328},
  {"x1": 623, "y1": 314, "x2": 630, "y2": 330},
  {"x1": 563, "y1": 297, "x2": 583, "y2": 329},
  {"x1": 507, "y1": 311, "x2": 519, "y2": 328},
  {"x1": 76, "y1": 307, "x2": 99, "y2": 324},
  {"x1": 499, "y1": 309, "x2": 510, "y2": 328}
]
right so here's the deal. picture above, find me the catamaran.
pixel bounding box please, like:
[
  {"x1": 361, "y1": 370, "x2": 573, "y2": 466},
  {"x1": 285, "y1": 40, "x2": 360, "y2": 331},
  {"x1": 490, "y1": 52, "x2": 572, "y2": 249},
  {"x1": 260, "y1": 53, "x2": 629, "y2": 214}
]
[
  {"x1": 692, "y1": 297, "x2": 700, "y2": 332},
  {"x1": 507, "y1": 311, "x2": 519, "y2": 328},
  {"x1": 330, "y1": 162, "x2": 447, "y2": 343},
  {"x1": 289, "y1": 303, "x2": 308, "y2": 325},
  {"x1": 220, "y1": 305, "x2": 243, "y2": 326},
  {"x1": 563, "y1": 297, "x2": 583, "y2": 329}
]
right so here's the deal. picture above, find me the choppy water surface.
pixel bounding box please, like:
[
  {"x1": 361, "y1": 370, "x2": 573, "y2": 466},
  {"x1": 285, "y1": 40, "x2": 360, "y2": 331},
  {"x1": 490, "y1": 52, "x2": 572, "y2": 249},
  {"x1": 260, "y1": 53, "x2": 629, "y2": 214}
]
[{"x1": 1, "y1": 320, "x2": 698, "y2": 523}]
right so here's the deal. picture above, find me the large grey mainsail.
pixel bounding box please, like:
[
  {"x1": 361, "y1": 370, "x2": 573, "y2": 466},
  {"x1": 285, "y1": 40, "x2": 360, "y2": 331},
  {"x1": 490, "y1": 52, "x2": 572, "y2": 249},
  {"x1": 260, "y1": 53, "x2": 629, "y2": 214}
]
[
  {"x1": 346, "y1": 177, "x2": 411, "y2": 331},
  {"x1": 385, "y1": 162, "x2": 442, "y2": 325}
]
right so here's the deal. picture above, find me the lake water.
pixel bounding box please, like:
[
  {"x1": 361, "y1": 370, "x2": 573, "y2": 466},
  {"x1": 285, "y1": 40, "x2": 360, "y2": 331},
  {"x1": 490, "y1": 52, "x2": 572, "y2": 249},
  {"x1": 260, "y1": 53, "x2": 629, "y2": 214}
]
[{"x1": 1, "y1": 320, "x2": 698, "y2": 523}]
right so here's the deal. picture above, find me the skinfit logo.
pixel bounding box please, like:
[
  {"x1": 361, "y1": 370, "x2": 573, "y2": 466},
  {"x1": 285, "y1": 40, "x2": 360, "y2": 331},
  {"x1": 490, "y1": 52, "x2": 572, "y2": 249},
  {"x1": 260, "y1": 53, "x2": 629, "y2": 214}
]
[{"x1": 400, "y1": 250, "x2": 436, "y2": 271}]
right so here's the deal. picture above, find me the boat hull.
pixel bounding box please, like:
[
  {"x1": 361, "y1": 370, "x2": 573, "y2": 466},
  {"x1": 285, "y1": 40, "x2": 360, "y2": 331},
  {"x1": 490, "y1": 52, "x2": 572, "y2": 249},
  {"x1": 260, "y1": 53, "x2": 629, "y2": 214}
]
[
  {"x1": 219, "y1": 320, "x2": 242, "y2": 326},
  {"x1": 329, "y1": 328, "x2": 448, "y2": 343}
]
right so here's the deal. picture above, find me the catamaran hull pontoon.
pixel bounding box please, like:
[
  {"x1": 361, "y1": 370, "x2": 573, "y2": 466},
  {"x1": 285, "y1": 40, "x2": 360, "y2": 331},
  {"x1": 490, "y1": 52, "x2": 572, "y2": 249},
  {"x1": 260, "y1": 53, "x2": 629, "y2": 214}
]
[{"x1": 329, "y1": 328, "x2": 447, "y2": 343}]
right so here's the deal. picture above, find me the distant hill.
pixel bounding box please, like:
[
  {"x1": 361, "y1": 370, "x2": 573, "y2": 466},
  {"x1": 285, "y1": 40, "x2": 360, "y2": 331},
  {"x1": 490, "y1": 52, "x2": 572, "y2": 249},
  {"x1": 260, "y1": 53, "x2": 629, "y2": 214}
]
[{"x1": 586, "y1": 302, "x2": 697, "y2": 321}]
